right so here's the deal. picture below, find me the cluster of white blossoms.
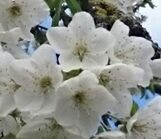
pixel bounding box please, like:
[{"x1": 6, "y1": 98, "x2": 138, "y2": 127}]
[{"x1": 0, "y1": 0, "x2": 161, "y2": 139}]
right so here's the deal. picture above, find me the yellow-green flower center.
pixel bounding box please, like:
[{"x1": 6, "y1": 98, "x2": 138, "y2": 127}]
[
  {"x1": 99, "y1": 73, "x2": 110, "y2": 86},
  {"x1": 73, "y1": 92, "x2": 86, "y2": 106},
  {"x1": 40, "y1": 76, "x2": 53, "y2": 89},
  {"x1": 74, "y1": 44, "x2": 88, "y2": 62},
  {"x1": 8, "y1": 2, "x2": 22, "y2": 17}
]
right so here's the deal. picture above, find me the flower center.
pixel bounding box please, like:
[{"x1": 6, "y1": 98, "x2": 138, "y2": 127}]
[
  {"x1": 73, "y1": 92, "x2": 86, "y2": 106},
  {"x1": 40, "y1": 76, "x2": 53, "y2": 89},
  {"x1": 99, "y1": 74, "x2": 110, "y2": 86},
  {"x1": 132, "y1": 123, "x2": 148, "y2": 133},
  {"x1": 74, "y1": 44, "x2": 88, "y2": 62},
  {"x1": 8, "y1": 2, "x2": 22, "y2": 17}
]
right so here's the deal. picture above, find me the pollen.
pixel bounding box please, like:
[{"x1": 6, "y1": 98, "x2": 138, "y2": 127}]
[
  {"x1": 73, "y1": 92, "x2": 86, "y2": 106},
  {"x1": 40, "y1": 76, "x2": 52, "y2": 89},
  {"x1": 99, "y1": 73, "x2": 110, "y2": 86},
  {"x1": 74, "y1": 43, "x2": 88, "y2": 62},
  {"x1": 8, "y1": 2, "x2": 22, "y2": 17}
]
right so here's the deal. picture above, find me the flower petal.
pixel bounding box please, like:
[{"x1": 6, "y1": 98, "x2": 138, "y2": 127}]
[
  {"x1": 47, "y1": 27, "x2": 76, "y2": 53},
  {"x1": 68, "y1": 12, "x2": 95, "y2": 40},
  {"x1": 150, "y1": 59, "x2": 161, "y2": 78}
]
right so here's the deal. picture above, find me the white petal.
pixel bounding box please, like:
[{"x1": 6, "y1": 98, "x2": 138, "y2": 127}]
[
  {"x1": 32, "y1": 44, "x2": 57, "y2": 66},
  {"x1": 128, "y1": 96, "x2": 161, "y2": 139},
  {"x1": 68, "y1": 12, "x2": 95, "y2": 40},
  {"x1": 150, "y1": 59, "x2": 161, "y2": 78},
  {"x1": 86, "y1": 27, "x2": 115, "y2": 53},
  {"x1": 100, "y1": 64, "x2": 144, "y2": 89},
  {"x1": 47, "y1": 27, "x2": 76, "y2": 53},
  {"x1": 79, "y1": 70, "x2": 99, "y2": 88},
  {"x1": 10, "y1": 59, "x2": 37, "y2": 87},
  {"x1": 111, "y1": 20, "x2": 130, "y2": 45},
  {"x1": 54, "y1": 81, "x2": 80, "y2": 126},
  {"x1": 96, "y1": 131, "x2": 126, "y2": 139},
  {"x1": 59, "y1": 52, "x2": 82, "y2": 71},
  {"x1": 0, "y1": 93, "x2": 16, "y2": 117},
  {"x1": 0, "y1": 0, "x2": 49, "y2": 38},
  {"x1": 0, "y1": 116, "x2": 19, "y2": 136},
  {"x1": 83, "y1": 53, "x2": 109, "y2": 69},
  {"x1": 17, "y1": 119, "x2": 53, "y2": 139},
  {"x1": 112, "y1": 36, "x2": 154, "y2": 87},
  {"x1": 17, "y1": 117, "x2": 85, "y2": 139},
  {"x1": 34, "y1": 93, "x2": 56, "y2": 116},
  {"x1": 14, "y1": 88, "x2": 44, "y2": 113},
  {"x1": 54, "y1": 71, "x2": 116, "y2": 138},
  {"x1": 0, "y1": 27, "x2": 29, "y2": 59},
  {"x1": 110, "y1": 89, "x2": 133, "y2": 118}
]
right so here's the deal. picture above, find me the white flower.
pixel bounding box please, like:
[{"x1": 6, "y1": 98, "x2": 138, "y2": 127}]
[
  {"x1": 0, "y1": 0, "x2": 49, "y2": 37},
  {"x1": 47, "y1": 12, "x2": 115, "y2": 72},
  {"x1": 0, "y1": 27, "x2": 29, "y2": 59},
  {"x1": 150, "y1": 59, "x2": 161, "y2": 78},
  {"x1": 0, "y1": 24, "x2": 3, "y2": 31},
  {"x1": 0, "y1": 47, "x2": 16, "y2": 117},
  {"x1": 92, "y1": 63, "x2": 144, "y2": 118},
  {"x1": 110, "y1": 20, "x2": 154, "y2": 87},
  {"x1": 17, "y1": 116, "x2": 85, "y2": 139},
  {"x1": 54, "y1": 71, "x2": 116, "y2": 138},
  {"x1": 104, "y1": 0, "x2": 143, "y2": 14},
  {"x1": 126, "y1": 96, "x2": 161, "y2": 139},
  {"x1": 0, "y1": 115, "x2": 20, "y2": 137},
  {"x1": 10, "y1": 44, "x2": 63, "y2": 115},
  {"x1": 95, "y1": 131, "x2": 126, "y2": 139}
]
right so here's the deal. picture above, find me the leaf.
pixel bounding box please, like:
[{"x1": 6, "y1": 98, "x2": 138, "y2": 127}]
[
  {"x1": 62, "y1": 69, "x2": 83, "y2": 80},
  {"x1": 78, "y1": 0, "x2": 89, "y2": 11},
  {"x1": 139, "y1": 86, "x2": 147, "y2": 99},
  {"x1": 52, "y1": 0, "x2": 63, "y2": 26},
  {"x1": 130, "y1": 100, "x2": 139, "y2": 116},
  {"x1": 96, "y1": 125, "x2": 104, "y2": 134},
  {"x1": 152, "y1": 83, "x2": 161, "y2": 95},
  {"x1": 44, "y1": 0, "x2": 56, "y2": 10},
  {"x1": 65, "y1": 0, "x2": 81, "y2": 14}
]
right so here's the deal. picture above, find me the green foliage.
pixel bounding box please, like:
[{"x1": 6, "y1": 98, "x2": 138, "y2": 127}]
[
  {"x1": 52, "y1": 0, "x2": 63, "y2": 26},
  {"x1": 130, "y1": 100, "x2": 139, "y2": 116},
  {"x1": 62, "y1": 69, "x2": 83, "y2": 80},
  {"x1": 45, "y1": 0, "x2": 56, "y2": 10},
  {"x1": 45, "y1": 0, "x2": 82, "y2": 26},
  {"x1": 96, "y1": 125, "x2": 105, "y2": 134},
  {"x1": 66, "y1": 0, "x2": 82, "y2": 14}
]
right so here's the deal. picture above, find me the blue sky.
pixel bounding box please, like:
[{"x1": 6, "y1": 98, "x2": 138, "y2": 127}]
[{"x1": 139, "y1": 0, "x2": 161, "y2": 46}]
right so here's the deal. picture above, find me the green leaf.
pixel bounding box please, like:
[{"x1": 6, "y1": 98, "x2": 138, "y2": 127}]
[
  {"x1": 52, "y1": 0, "x2": 63, "y2": 26},
  {"x1": 152, "y1": 83, "x2": 161, "y2": 95},
  {"x1": 66, "y1": 0, "x2": 81, "y2": 14},
  {"x1": 96, "y1": 125, "x2": 104, "y2": 134},
  {"x1": 130, "y1": 100, "x2": 139, "y2": 116},
  {"x1": 62, "y1": 69, "x2": 83, "y2": 81},
  {"x1": 44, "y1": 0, "x2": 56, "y2": 10},
  {"x1": 78, "y1": 0, "x2": 89, "y2": 11}
]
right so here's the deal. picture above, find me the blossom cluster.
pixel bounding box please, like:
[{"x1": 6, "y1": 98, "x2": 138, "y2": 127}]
[{"x1": 0, "y1": 0, "x2": 161, "y2": 139}]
